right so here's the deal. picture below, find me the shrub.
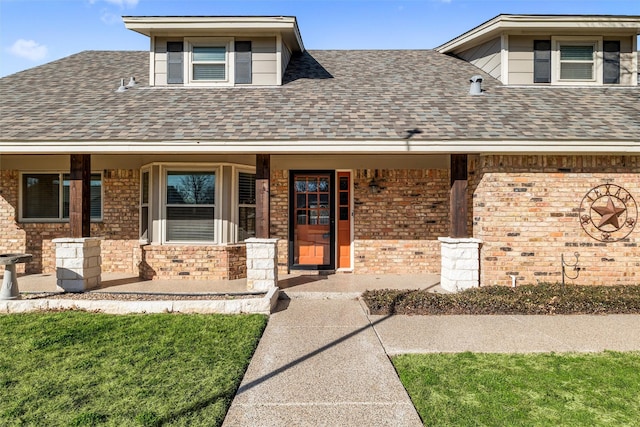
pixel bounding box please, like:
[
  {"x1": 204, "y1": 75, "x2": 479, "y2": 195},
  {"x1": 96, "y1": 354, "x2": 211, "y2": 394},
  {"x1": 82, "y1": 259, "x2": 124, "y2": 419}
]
[{"x1": 362, "y1": 283, "x2": 640, "y2": 315}]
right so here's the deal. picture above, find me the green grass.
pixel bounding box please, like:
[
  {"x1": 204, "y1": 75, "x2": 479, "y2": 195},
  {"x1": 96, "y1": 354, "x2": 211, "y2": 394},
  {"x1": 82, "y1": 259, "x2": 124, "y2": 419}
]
[
  {"x1": 393, "y1": 352, "x2": 640, "y2": 426},
  {"x1": 0, "y1": 312, "x2": 267, "y2": 426}
]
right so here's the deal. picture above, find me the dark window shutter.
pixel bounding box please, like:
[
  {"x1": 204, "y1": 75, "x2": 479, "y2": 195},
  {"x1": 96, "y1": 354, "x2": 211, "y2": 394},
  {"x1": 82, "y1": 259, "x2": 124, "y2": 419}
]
[
  {"x1": 603, "y1": 40, "x2": 620, "y2": 84},
  {"x1": 533, "y1": 40, "x2": 551, "y2": 83},
  {"x1": 235, "y1": 41, "x2": 252, "y2": 84},
  {"x1": 167, "y1": 42, "x2": 184, "y2": 84}
]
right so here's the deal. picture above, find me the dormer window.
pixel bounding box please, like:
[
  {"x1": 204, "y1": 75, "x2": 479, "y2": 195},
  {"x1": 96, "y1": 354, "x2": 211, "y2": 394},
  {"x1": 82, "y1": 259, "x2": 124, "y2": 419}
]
[
  {"x1": 559, "y1": 44, "x2": 596, "y2": 81},
  {"x1": 186, "y1": 38, "x2": 233, "y2": 85},
  {"x1": 192, "y1": 47, "x2": 226, "y2": 81},
  {"x1": 552, "y1": 37, "x2": 604, "y2": 85}
]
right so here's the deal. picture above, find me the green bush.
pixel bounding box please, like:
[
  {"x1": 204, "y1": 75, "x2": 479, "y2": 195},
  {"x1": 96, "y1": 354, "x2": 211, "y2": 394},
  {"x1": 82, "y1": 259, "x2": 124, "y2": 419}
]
[{"x1": 362, "y1": 283, "x2": 640, "y2": 315}]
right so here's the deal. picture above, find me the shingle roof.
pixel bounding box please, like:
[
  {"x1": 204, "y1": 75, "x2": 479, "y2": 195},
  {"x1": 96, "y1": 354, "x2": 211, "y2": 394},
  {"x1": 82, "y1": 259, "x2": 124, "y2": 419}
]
[{"x1": 0, "y1": 49, "x2": 638, "y2": 144}]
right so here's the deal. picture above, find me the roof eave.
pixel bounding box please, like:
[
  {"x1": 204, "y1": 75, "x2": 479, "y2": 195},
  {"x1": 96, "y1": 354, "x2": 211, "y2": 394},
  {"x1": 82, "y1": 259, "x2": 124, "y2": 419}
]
[
  {"x1": 123, "y1": 16, "x2": 304, "y2": 52},
  {"x1": 436, "y1": 14, "x2": 640, "y2": 54}
]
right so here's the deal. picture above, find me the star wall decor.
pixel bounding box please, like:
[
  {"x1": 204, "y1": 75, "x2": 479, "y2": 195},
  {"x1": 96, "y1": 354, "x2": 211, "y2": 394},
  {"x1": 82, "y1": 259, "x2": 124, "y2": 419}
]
[{"x1": 579, "y1": 184, "x2": 637, "y2": 242}]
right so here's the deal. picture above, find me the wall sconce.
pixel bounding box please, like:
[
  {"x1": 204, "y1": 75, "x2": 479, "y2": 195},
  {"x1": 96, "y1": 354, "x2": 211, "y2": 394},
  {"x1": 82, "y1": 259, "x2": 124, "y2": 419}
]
[{"x1": 369, "y1": 177, "x2": 381, "y2": 194}]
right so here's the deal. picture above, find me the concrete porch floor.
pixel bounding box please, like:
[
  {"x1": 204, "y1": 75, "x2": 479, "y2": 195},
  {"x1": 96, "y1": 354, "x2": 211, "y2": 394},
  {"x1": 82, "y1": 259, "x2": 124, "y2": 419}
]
[{"x1": 8, "y1": 272, "x2": 442, "y2": 296}]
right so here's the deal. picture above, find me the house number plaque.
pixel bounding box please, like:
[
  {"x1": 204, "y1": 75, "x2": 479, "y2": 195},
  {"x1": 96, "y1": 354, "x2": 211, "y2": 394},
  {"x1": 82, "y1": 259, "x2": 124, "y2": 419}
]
[{"x1": 580, "y1": 184, "x2": 637, "y2": 242}]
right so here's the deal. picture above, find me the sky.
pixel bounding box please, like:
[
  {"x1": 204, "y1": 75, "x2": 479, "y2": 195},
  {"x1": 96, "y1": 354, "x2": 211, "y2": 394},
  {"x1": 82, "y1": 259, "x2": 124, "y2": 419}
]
[{"x1": 1, "y1": 0, "x2": 639, "y2": 77}]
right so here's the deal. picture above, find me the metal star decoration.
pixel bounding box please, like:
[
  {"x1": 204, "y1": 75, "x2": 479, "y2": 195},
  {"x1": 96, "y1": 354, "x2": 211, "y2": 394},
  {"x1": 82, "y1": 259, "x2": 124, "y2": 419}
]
[{"x1": 591, "y1": 197, "x2": 626, "y2": 229}]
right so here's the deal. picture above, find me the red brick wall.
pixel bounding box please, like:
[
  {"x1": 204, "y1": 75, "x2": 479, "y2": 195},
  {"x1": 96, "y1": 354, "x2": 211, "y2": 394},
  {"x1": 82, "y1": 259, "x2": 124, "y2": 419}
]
[{"x1": 474, "y1": 155, "x2": 640, "y2": 286}]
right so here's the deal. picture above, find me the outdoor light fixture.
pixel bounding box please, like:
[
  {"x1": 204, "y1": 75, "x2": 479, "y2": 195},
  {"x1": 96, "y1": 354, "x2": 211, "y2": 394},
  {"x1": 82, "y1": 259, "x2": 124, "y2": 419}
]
[{"x1": 369, "y1": 177, "x2": 381, "y2": 194}]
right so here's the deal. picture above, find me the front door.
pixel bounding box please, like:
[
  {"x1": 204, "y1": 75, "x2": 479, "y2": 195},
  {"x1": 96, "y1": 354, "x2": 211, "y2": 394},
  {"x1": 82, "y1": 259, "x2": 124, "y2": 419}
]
[{"x1": 290, "y1": 171, "x2": 335, "y2": 269}]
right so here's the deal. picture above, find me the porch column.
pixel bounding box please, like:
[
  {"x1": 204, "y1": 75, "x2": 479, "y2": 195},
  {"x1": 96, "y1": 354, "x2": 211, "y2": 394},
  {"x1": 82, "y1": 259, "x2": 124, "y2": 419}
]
[
  {"x1": 440, "y1": 154, "x2": 481, "y2": 292},
  {"x1": 449, "y1": 154, "x2": 468, "y2": 238},
  {"x1": 69, "y1": 154, "x2": 91, "y2": 238},
  {"x1": 245, "y1": 238, "x2": 279, "y2": 291},
  {"x1": 255, "y1": 154, "x2": 270, "y2": 238}
]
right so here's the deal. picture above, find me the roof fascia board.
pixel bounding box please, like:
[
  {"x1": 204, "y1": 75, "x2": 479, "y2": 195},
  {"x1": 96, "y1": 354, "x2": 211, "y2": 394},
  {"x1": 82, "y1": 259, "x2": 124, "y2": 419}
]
[
  {"x1": 2, "y1": 140, "x2": 638, "y2": 155},
  {"x1": 123, "y1": 16, "x2": 304, "y2": 51},
  {"x1": 436, "y1": 14, "x2": 640, "y2": 53}
]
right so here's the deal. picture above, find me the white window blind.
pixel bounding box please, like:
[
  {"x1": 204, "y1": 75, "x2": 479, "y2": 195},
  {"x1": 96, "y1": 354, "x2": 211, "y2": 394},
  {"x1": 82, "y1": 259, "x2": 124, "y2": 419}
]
[
  {"x1": 192, "y1": 46, "x2": 226, "y2": 81},
  {"x1": 165, "y1": 171, "x2": 215, "y2": 242},
  {"x1": 238, "y1": 172, "x2": 256, "y2": 241},
  {"x1": 560, "y1": 45, "x2": 594, "y2": 80}
]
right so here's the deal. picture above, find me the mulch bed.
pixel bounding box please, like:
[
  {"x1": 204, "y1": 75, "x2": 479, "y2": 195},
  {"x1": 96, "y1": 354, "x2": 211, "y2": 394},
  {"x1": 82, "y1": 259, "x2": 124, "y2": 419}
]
[
  {"x1": 363, "y1": 283, "x2": 640, "y2": 315},
  {"x1": 20, "y1": 292, "x2": 265, "y2": 301}
]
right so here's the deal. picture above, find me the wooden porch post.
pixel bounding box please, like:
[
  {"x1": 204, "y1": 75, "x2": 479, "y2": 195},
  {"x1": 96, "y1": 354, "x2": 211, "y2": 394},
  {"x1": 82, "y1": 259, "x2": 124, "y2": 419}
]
[
  {"x1": 69, "y1": 154, "x2": 91, "y2": 238},
  {"x1": 255, "y1": 154, "x2": 270, "y2": 238},
  {"x1": 449, "y1": 154, "x2": 468, "y2": 238}
]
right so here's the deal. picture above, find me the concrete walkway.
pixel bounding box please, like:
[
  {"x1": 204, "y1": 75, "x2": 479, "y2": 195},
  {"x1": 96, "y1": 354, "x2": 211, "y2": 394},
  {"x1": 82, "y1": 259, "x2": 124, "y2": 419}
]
[
  {"x1": 223, "y1": 299, "x2": 422, "y2": 427},
  {"x1": 371, "y1": 313, "x2": 640, "y2": 355}
]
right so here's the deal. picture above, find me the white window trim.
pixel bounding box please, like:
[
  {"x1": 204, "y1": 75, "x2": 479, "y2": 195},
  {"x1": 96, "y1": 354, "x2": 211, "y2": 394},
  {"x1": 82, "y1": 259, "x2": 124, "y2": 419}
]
[
  {"x1": 232, "y1": 166, "x2": 257, "y2": 243},
  {"x1": 19, "y1": 171, "x2": 103, "y2": 223},
  {"x1": 184, "y1": 37, "x2": 235, "y2": 86},
  {"x1": 552, "y1": 36, "x2": 603, "y2": 85},
  {"x1": 160, "y1": 164, "x2": 221, "y2": 245}
]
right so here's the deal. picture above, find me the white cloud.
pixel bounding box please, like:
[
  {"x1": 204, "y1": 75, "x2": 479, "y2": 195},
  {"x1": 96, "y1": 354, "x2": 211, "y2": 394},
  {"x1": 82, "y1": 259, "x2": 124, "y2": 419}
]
[
  {"x1": 100, "y1": 9, "x2": 122, "y2": 25},
  {"x1": 103, "y1": 0, "x2": 139, "y2": 7},
  {"x1": 8, "y1": 39, "x2": 48, "y2": 61},
  {"x1": 89, "y1": 0, "x2": 139, "y2": 8}
]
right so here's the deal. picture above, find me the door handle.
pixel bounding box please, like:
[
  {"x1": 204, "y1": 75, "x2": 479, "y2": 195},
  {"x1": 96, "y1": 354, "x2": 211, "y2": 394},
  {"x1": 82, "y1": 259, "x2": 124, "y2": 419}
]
[{"x1": 322, "y1": 233, "x2": 330, "y2": 239}]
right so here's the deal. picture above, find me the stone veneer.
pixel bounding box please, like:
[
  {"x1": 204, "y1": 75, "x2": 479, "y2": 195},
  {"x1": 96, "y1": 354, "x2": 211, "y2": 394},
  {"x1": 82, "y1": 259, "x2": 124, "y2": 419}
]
[
  {"x1": 439, "y1": 237, "x2": 481, "y2": 292},
  {"x1": 139, "y1": 244, "x2": 246, "y2": 280},
  {"x1": 245, "y1": 238, "x2": 279, "y2": 291},
  {"x1": 474, "y1": 155, "x2": 640, "y2": 286},
  {"x1": 53, "y1": 237, "x2": 102, "y2": 292}
]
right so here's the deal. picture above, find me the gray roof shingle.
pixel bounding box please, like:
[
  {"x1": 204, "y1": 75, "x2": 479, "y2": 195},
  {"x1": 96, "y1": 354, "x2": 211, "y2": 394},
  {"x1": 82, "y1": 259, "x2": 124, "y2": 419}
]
[{"x1": 0, "y1": 49, "x2": 638, "y2": 143}]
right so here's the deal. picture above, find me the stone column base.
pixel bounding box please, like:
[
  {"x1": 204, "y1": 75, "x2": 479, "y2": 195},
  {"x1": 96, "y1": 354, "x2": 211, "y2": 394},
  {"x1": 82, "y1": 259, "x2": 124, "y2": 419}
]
[
  {"x1": 438, "y1": 237, "x2": 482, "y2": 293},
  {"x1": 53, "y1": 237, "x2": 102, "y2": 292},
  {"x1": 245, "y1": 238, "x2": 279, "y2": 292}
]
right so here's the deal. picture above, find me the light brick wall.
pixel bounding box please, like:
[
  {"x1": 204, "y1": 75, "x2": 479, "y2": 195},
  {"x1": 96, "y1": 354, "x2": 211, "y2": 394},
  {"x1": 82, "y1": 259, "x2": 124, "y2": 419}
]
[
  {"x1": 140, "y1": 244, "x2": 246, "y2": 280},
  {"x1": 0, "y1": 169, "x2": 139, "y2": 274},
  {"x1": 474, "y1": 155, "x2": 640, "y2": 286}
]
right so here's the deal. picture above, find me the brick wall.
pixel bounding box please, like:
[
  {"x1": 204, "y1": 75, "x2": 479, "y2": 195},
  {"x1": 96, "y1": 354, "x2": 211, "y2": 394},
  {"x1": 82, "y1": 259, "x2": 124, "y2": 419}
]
[
  {"x1": 0, "y1": 170, "x2": 27, "y2": 273},
  {"x1": 474, "y1": 155, "x2": 640, "y2": 286},
  {"x1": 0, "y1": 169, "x2": 140, "y2": 274},
  {"x1": 353, "y1": 169, "x2": 448, "y2": 274},
  {"x1": 270, "y1": 168, "x2": 449, "y2": 275},
  {"x1": 140, "y1": 244, "x2": 246, "y2": 280}
]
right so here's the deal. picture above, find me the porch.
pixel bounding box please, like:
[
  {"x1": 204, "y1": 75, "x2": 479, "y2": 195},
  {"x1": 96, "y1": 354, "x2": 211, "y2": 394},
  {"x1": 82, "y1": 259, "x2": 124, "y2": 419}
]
[{"x1": 12, "y1": 271, "x2": 443, "y2": 298}]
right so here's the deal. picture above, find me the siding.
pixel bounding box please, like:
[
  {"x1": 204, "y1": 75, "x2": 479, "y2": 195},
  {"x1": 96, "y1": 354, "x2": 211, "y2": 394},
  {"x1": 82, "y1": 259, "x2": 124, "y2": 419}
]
[
  {"x1": 457, "y1": 37, "x2": 501, "y2": 80},
  {"x1": 508, "y1": 35, "x2": 537, "y2": 85},
  {"x1": 251, "y1": 37, "x2": 277, "y2": 86},
  {"x1": 282, "y1": 40, "x2": 292, "y2": 76},
  {"x1": 605, "y1": 35, "x2": 635, "y2": 86},
  {"x1": 153, "y1": 37, "x2": 169, "y2": 86}
]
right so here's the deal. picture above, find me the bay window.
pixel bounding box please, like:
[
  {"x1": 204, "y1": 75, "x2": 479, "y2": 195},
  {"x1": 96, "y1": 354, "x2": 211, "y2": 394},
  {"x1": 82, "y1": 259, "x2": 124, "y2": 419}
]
[{"x1": 165, "y1": 171, "x2": 216, "y2": 242}]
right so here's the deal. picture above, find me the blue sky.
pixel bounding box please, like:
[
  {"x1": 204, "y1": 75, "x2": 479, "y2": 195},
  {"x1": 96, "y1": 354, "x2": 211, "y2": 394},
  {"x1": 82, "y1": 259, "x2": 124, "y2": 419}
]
[{"x1": 1, "y1": 0, "x2": 639, "y2": 77}]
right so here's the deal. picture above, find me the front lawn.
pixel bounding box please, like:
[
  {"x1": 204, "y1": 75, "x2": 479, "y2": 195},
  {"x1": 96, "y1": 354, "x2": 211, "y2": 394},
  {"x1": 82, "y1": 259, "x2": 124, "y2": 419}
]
[
  {"x1": 0, "y1": 312, "x2": 267, "y2": 426},
  {"x1": 393, "y1": 352, "x2": 640, "y2": 426}
]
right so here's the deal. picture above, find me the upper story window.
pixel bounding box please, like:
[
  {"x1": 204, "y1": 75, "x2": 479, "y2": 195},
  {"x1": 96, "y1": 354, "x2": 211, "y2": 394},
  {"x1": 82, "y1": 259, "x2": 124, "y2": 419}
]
[
  {"x1": 192, "y1": 47, "x2": 226, "y2": 81},
  {"x1": 185, "y1": 37, "x2": 233, "y2": 85},
  {"x1": 559, "y1": 43, "x2": 596, "y2": 81},
  {"x1": 20, "y1": 172, "x2": 102, "y2": 222},
  {"x1": 534, "y1": 37, "x2": 618, "y2": 86}
]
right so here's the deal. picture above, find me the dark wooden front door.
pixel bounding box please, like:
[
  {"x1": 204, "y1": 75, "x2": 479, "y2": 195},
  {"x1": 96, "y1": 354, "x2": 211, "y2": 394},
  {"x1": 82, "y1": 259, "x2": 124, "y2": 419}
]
[{"x1": 290, "y1": 171, "x2": 335, "y2": 270}]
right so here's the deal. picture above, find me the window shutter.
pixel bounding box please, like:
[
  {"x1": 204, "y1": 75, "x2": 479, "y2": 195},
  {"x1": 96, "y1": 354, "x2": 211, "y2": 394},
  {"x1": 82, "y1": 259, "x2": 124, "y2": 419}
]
[
  {"x1": 603, "y1": 41, "x2": 620, "y2": 84},
  {"x1": 533, "y1": 40, "x2": 551, "y2": 83},
  {"x1": 167, "y1": 42, "x2": 184, "y2": 84},
  {"x1": 235, "y1": 41, "x2": 252, "y2": 84}
]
